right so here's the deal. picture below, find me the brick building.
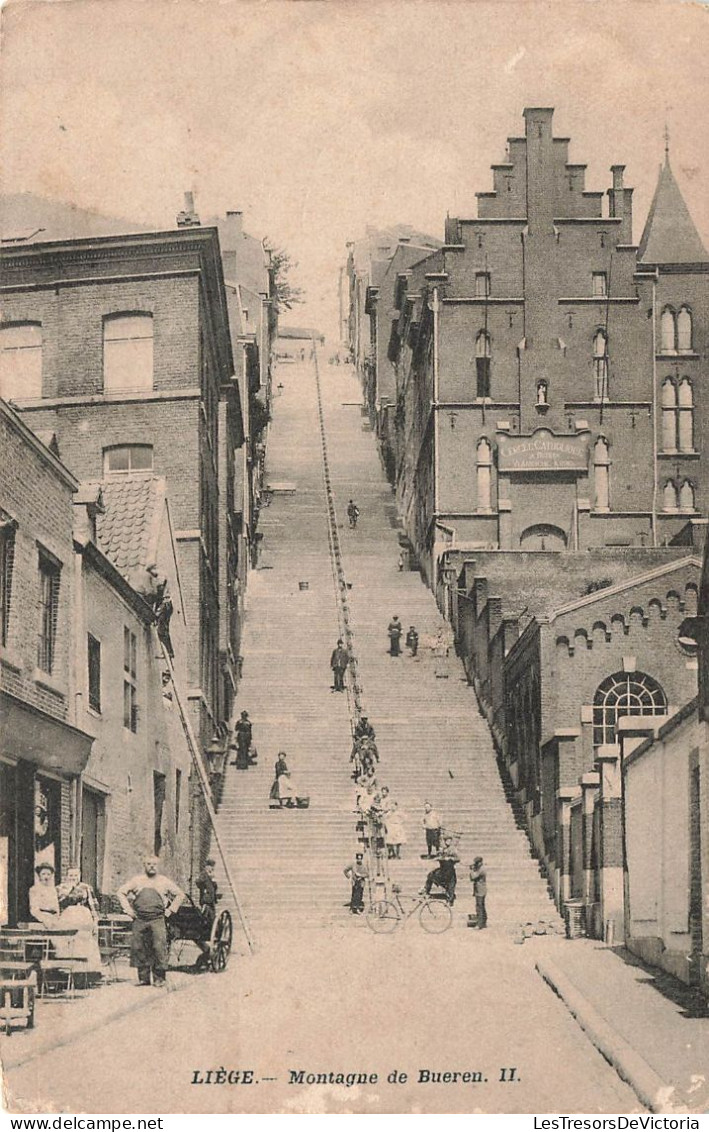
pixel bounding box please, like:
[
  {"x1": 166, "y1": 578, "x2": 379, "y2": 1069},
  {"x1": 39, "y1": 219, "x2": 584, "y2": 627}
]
[
  {"x1": 386, "y1": 108, "x2": 708, "y2": 583},
  {"x1": 358, "y1": 107, "x2": 709, "y2": 942},
  {"x1": 0, "y1": 401, "x2": 192, "y2": 926},
  {"x1": 0, "y1": 399, "x2": 93, "y2": 925},
  {"x1": 0, "y1": 226, "x2": 235, "y2": 765},
  {"x1": 75, "y1": 476, "x2": 192, "y2": 898}
]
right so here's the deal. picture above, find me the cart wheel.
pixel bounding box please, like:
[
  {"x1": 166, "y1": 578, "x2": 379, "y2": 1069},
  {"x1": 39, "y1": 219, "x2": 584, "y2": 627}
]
[{"x1": 209, "y1": 909, "x2": 233, "y2": 972}]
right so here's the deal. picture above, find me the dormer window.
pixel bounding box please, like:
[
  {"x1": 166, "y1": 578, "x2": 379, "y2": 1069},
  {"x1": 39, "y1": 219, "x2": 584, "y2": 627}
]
[
  {"x1": 103, "y1": 313, "x2": 154, "y2": 393},
  {"x1": 104, "y1": 445, "x2": 154, "y2": 475}
]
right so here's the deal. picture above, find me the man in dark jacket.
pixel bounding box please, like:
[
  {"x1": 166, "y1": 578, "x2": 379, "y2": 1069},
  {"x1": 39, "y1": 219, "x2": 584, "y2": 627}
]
[
  {"x1": 424, "y1": 837, "x2": 460, "y2": 905},
  {"x1": 330, "y1": 639, "x2": 349, "y2": 691},
  {"x1": 470, "y1": 856, "x2": 487, "y2": 928},
  {"x1": 344, "y1": 853, "x2": 369, "y2": 914}
]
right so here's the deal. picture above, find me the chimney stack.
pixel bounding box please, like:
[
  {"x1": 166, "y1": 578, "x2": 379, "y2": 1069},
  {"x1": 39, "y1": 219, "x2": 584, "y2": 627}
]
[
  {"x1": 608, "y1": 165, "x2": 633, "y2": 244},
  {"x1": 222, "y1": 210, "x2": 244, "y2": 251},
  {"x1": 176, "y1": 191, "x2": 201, "y2": 228}
]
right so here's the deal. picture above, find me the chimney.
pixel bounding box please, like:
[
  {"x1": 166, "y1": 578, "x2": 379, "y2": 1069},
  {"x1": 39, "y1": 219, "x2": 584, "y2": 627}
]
[
  {"x1": 176, "y1": 191, "x2": 201, "y2": 228},
  {"x1": 222, "y1": 210, "x2": 244, "y2": 251},
  {"x1": 608, "y1": 165, "x2": 633, "y2": 244}
]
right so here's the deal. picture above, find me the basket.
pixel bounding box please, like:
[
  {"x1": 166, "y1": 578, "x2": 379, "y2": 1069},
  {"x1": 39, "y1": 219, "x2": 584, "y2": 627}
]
[{"x1": 564, "y1": 900, "x2": 587, "y2": 940}]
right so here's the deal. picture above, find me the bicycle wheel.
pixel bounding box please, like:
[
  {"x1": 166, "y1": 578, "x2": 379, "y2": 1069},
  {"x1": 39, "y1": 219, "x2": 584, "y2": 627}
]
[
  {"x1": 366, "y1": 900, "x2": 400, "y2": 934},
  {"x1": 419, "y1": 898, "x2": 453, "y2": 934}
]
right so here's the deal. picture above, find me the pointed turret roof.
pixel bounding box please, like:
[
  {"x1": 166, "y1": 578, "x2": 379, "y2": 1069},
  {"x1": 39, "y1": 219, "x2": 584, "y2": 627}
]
[{"x1": 639, "y1": 158, "x2": 708, "y2": 265}]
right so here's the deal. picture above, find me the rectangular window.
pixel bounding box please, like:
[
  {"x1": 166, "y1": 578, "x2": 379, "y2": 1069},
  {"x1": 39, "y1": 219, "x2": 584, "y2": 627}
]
[
  {"x1": 476, "y1": 357, "x2": 491, "y2": 399},
  {"x1": 123, "y1": 626, "x2": 138, "y2": 732},
  {"x1": 475, "y1": 272, "x2": 491, "y2": 298},
  {"x1": 104, "y1": 314, "x2": 154, "y2": 393},
  {"x1": 592, "y1": 273, "x2": 607, "y2": 297},
  {"x1": 87, "y1": 633, "x2": 101, "y2": 713},
  {"x1": 37, "y1": 551, "x2": 61, "y2": 674},
  {"x1": 0, "y1": 521, "x2": 16, "y2": 647}
]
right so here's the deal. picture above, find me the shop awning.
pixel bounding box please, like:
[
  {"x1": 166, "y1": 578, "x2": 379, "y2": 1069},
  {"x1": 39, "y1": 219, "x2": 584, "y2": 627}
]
[{"x1": 0, "y1": 691, "x2": 94, "y2": 776}]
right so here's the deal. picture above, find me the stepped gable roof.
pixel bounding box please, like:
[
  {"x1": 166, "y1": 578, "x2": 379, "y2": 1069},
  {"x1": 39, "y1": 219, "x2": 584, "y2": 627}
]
[
  {"x1": 638, "y1": 159, "x2": 708, "y2": 265},
  {"x1": 94, "y1": 475, "x2": 167, "y2": 591}
]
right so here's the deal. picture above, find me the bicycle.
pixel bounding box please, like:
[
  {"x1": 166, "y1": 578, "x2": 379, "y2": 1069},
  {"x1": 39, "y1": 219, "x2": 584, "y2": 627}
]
[{"x1": 365, "y1": 884, "x2": 453, "y2": 935}]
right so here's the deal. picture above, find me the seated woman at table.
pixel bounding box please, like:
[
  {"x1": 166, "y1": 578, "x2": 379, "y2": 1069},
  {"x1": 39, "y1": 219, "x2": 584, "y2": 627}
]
[
  {"x1": 56, "y1": 866, "x2": 102, "y2": 972},
  {"x1": 29, "y1": 862, "x2": 60, "y2": 927}
]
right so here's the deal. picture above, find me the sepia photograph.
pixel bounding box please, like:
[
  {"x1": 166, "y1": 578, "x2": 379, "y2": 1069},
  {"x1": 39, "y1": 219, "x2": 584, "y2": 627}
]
[{"x1": 0, "y1": 0, "x2": 708, "y2": 1118}]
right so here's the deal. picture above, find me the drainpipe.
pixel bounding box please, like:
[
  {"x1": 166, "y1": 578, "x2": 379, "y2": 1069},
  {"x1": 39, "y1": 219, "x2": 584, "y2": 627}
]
[
  {"x1": 651, "y1": 274, "x2": 659, "y2": 547},
  {"x1": 73, "y1": 543, "x2": 86, "y2": 868},
  {"x1": 432, "y1": 286, "x2": 441, "y2": 584}
]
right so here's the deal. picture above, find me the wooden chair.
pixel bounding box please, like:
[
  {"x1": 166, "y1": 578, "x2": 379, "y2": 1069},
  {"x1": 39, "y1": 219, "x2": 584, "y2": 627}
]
[
  {"x1": 0, "y1": 968, "x2": 36, "y2": 1035},
  {"x1": 39, "y1": 956, "x2": 88, "y2": 998},
  {"x1": 98, "y1": 916, "x2": 133, "y2": 982}
]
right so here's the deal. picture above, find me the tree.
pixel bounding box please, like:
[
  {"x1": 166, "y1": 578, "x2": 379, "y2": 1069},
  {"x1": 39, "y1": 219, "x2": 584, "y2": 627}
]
[{"x1": 264, "y1": 241, "x2": 305, "y2": 312}]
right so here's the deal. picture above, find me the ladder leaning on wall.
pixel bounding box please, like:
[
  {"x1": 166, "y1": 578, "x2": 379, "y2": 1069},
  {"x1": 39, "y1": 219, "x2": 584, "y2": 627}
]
[{"x1": 159, "y1": 641, "x2": 256, "y2": 954}]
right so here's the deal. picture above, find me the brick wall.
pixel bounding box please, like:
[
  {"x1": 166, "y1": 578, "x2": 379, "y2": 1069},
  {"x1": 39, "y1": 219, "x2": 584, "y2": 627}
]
[
  {"x1": 0, "y1": 404, "x2": 76, "y2": 721},
  {"x1": 81, "y1": 564, "x2": 192, "y2": 894}
]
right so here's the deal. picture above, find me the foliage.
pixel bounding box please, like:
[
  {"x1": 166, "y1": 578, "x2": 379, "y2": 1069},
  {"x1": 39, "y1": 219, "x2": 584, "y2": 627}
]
[{"x1": 264, "y1": 241, "x2": 305, "y2": 312}]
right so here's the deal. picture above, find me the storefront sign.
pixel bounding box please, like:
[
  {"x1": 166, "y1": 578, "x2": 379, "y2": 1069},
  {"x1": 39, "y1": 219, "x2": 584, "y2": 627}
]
[{"x1": 497, "y1": 429, "x2": 588, "y2": 473}]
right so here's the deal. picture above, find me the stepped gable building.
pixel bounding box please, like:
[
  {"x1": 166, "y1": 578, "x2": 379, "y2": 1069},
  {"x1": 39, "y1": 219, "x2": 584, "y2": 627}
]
[
  {"x1": 0, "y1": 225, "x2": 237, "y2": 768},
  {"x1": 388, "y1": 107, "x2": 708, "y2": 582}
]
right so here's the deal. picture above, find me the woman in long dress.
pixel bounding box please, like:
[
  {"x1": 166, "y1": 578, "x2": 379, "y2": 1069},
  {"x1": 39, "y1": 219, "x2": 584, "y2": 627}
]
[
  {"x1": 385, "y1": 802, "x2": 407, "y2": 859},
  {"x1": 56, "y1": 866, "x2": 102, "y2": 972},
  {"x1": 29, "y1": 862, "x2": 60, "y2": 927}
]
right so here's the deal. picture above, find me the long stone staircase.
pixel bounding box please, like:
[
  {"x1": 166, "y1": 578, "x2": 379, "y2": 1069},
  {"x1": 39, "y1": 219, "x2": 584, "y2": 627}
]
[{"x1": 213, "y1": 351, "x2": 562, "y2": 940}]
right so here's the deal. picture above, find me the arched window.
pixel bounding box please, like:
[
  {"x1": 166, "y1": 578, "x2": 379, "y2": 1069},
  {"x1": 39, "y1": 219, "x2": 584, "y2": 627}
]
[
  {"x1": 103, "y1": 445, "x2": 154, "y2": 475},
  {"x1": 0, "y1": 322, "x2": 42, "y2": 400},
  {"x1": 593, "y1": 330, "x2": 608, "y2": 400},
  {"x1": 103, "y1": 313, "x2": 154, "y2": 393},
  {"x1": 475, "y1": 331, "x2": 491, "y2": 399},
  {"x1": 593, "y1": 670, "x2": 667, "y2": 747},
  {"x1": 677, "y1": 306, "x2": 693, "y2": 353},
  {"x1": 679, "y1": 480, "x2": 695, "y2": 511},
  {"x1": 594, "y1": 437, "x2": 610, "y2": 511},
  {"x1": 660, "y1": 307, "x2": 676, "y2": 353},
  {"x1": 476, "y1": 438, "x2": 492, "y2": 512},
  {"x1": 661, "y1": 379, "x2": 677, "y2": 451},
  {"x1": 519, "y1": 524, "x2": 567, "y2": 551},
  {"x1": 663, "y1": 480, "x2": 679, "y2": 512},
  {"x1": 678, "y1": 379, "x2": 694, "y2": 452}
]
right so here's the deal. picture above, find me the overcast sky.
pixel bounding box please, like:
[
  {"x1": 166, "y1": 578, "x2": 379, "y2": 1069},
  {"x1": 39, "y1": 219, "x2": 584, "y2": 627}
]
[{"x1": 1, "y1": 0, "x2": 707, "y2": 338}]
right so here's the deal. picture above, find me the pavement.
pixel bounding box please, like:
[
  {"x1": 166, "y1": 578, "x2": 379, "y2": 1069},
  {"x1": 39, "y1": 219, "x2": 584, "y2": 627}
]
[
  {"x1": 0, "y1": 956, "x2": 199, "y2": 1072},
  {"x1": 537, "y1": 940, "x2": 709, "y2": 1114},
  {"x1": 3, "y1": 352, "x2": 707, "y2": 1114}
]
